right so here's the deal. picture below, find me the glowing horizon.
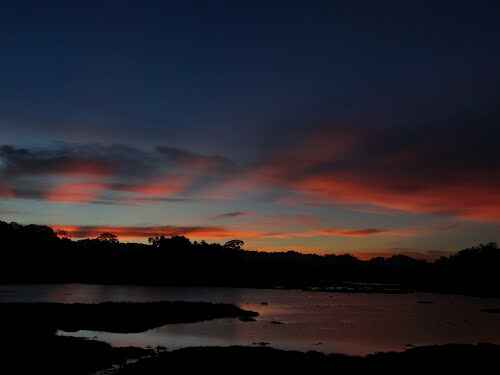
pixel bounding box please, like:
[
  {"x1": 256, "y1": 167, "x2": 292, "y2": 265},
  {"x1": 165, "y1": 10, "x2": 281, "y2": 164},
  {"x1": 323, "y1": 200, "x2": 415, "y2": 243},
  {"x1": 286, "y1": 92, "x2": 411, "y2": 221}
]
[{"x1": 1, "y1": 3, "x2": 499, "y2": 259}]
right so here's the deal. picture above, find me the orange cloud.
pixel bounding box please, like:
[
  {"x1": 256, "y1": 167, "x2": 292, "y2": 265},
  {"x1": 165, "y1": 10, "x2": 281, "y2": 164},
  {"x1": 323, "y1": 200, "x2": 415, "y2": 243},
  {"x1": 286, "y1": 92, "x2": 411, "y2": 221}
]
[
  {"x1": 51, "y1": 224, "x2": 262, "y2": 240},
  {"x1": 51, "y1": 224, "x2": 414, "y2": 241},
  {"x1": 0, "y1": 144, "x2": 234, "y2": 204},
  {"x1": 4, "y1": 125, "x2": 499, "y2": 224},
  {"x1": 294, "y1": 174, "x2": 500, "y2": 221},
  {"x1": 215, "y1": 124, "x2": 500, "y2": 222}
]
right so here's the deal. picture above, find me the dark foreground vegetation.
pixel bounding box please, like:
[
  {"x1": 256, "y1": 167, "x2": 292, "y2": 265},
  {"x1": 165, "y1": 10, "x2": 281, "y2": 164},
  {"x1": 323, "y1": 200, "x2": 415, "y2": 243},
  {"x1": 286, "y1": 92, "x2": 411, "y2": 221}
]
[
  {"x1": 2, "y1": 221, "x2": 500, "y2": 296},
  {"x1": 1, "y1": 301, "x2": 256, "y2": 374},
  {"x1": 4, "y1": 330, "x2": 500, "y2": 374},
  {"x1": 117, "y1": 344, "x2": 500, "y2": 374},
  {"x1": 1, "y1": 301, "x2": 499, "y2": 374},
  {"x1": 3, "y1": 332, "x2": 151, "y2": 375}
]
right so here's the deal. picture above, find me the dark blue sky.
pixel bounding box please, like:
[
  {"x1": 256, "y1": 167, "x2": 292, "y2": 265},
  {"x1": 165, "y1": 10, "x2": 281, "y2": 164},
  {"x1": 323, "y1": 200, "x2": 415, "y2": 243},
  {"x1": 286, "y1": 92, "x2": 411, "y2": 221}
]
[
  {"x1": 2, "y1": 2, "x2": 499, "y2": 149},
  {"x1": 1, "y1": 1, "x2": 500, "y2": 256}
]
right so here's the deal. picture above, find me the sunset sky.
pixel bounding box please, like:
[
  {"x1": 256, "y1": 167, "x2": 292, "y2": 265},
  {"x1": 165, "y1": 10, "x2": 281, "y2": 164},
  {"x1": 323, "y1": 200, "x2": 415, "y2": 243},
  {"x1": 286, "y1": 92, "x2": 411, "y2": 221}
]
[{"x1": 1, "y1": 2, "x2": 500, "y2": 258}]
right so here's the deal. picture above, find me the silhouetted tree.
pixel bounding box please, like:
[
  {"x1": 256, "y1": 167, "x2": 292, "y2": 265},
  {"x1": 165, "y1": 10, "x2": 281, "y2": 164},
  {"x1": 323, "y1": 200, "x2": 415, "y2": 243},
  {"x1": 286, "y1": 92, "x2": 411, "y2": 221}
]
[
  {"x1": 1, "y1": 220, "x2": 500, "y2": 295},
  {"x1": 97, "y1": 232, "x2": 119, "y2": 244},
  {"x1": 56, "y1": 230, "x2": 70, "y2": 240},
  {"x1": 223, "y1": 239, "x2": 244, "y2": 251}
]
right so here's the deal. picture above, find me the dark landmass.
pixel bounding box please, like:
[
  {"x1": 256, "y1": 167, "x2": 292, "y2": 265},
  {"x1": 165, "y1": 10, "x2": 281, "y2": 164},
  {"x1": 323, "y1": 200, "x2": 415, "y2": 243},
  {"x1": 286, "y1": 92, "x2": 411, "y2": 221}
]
[
  {"x1": 303, "y1": 281, "x2": 415, "y2": 294},
  {"x1": 1, "y1": 301, "x2": 256, "y2": 374},
  {"x1": 481, "y1": 308, "x2": 500, "y2": 314},
  {"x1": 1, "y1": 300, "x2": 499, "y2": 374},
  {"x1": 2, "y1": 220, "x2": 500, "y2": 297},
  {"x1": 5, "y1": 332, "x2": 500, "y2": 374},
  {"x1": 113, "y1": 344, "x2": 500, "y2": 374},
  {"x1": 1, "y1": 301, "x2": 258, "y2": 334},
  {"x1": 3, "y1": 332, "x2": 152, "y2": 375},
  {"x1": 2, "y1": 305, "x2": 153, "y2": 375}
]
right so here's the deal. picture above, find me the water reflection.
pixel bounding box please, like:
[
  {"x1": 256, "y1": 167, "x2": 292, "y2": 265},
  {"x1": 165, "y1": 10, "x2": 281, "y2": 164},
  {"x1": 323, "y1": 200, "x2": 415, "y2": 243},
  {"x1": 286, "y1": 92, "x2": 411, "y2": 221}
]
[{"x1": 3, "y1": 284, "x2": 500, "y2": 355}]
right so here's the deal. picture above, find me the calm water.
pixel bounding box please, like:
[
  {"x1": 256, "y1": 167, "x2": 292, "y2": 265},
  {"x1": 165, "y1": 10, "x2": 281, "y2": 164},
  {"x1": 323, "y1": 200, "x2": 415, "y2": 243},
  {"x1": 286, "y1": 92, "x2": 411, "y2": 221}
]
[{"x1": 1, "y1": 284, "x2": 500, "y2": 355}]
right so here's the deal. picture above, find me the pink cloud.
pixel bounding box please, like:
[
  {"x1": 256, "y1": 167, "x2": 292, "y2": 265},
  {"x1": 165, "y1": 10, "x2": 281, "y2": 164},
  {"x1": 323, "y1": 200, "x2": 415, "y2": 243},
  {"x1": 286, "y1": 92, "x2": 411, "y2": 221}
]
[
  {"x1": 52, "y1": 224, "x2": 261, "y2": 240},
  {"x1": 45, "y1": 182, "x2": 107, "y2": 203},
  {"x1": 214, "y1": 125, "x2": 500, "y2": 222}
]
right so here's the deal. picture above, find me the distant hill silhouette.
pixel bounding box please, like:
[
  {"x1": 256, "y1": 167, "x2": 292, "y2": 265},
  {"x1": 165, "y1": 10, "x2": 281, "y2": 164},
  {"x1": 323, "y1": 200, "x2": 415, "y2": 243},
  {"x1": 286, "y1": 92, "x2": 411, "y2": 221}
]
[{"x1": 1, "y1": 221, "x2": 499, "y2": 296}]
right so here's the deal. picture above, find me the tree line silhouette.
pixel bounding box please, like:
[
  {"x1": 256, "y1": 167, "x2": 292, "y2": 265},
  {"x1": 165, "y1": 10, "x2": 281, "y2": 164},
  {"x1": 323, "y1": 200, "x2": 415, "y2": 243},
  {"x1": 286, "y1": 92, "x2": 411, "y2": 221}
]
[{"x1": 1, "y1": 221, "x2": 499, "y2": 296}]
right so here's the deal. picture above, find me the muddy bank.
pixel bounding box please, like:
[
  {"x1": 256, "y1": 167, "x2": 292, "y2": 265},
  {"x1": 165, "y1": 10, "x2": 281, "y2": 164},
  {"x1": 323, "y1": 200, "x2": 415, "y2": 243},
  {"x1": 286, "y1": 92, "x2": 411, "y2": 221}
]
[
  {"x1": 0, "y1": 301, "x2": 258, "y2": 333},
  {"x1": 0, "y1": 301, "x2": 257, "y2": 374},
  {"x1": 116, "y1": 344, "x2": 500, "y2": 374},
  {"x1": 2, "y1": 332, "x2": 152, "y2": 375},
  {"x1": 2, "y1": 302, "x2": 499, "y2": 374}
]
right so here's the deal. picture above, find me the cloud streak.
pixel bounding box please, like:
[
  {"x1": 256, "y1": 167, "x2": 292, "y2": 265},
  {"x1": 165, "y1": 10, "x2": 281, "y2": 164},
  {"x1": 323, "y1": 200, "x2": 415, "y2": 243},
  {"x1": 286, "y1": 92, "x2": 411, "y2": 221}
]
[
  {"x1": 51, "y1": 224, "x2": 414, "y2": 241},
  {"x1": 53, "y1": 224, "x2": 261, "y2": 240},
  {"x1": 223, "y1": 118, "x2": 500, "y2": 222},
  {"x1": 211, "y1": 211, "x2": 251, "y2": 220},
  {"x1": 0, "y1": 143, "x2": 235, "y2": 204},
  {"x1": 2, "y1": 107, "x2": 500, "y2": 225}
]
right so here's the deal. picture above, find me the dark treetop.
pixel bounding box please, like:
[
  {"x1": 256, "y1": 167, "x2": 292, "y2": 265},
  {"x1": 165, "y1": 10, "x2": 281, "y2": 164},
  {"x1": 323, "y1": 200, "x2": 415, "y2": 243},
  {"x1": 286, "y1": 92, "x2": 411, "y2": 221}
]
[{"x1": 1, "y1": 221, "x2": 499, "y2": 296}]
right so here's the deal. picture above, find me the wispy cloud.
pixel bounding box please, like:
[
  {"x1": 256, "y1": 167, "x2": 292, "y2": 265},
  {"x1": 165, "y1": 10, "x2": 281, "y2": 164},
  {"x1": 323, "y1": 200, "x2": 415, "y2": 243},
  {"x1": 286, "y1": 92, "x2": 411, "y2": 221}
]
[
  {"x1": 52, "y1": 224, "x2": 261, "y2": 240},
  {"x1": 263, "y1": 227, "x2": 416, "y2": 239},
  {"x1": 51, "y1": 224, "x2": 417, "y2": 241},
  {"x1": 211, "y1": 211, "x2": 251, "y2": 220},
  {"x1": 0, "y1": 143, "x2": 235, "y2": 204},
  {"x1": 215, "y1": 120, "x2": 500, "y2": 222},
  {"x1": 2, "y1": 109, "x2": 500, "y2": 224}
]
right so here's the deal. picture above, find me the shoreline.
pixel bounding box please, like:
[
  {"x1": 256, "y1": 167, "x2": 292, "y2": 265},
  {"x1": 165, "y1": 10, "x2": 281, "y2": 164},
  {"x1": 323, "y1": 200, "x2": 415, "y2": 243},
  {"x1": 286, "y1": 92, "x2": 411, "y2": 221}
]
[
  {"x1": 0, "y1": 301, "x2": 258, "y2": 333},
  {"x1": 2, "y1": 281, "x2": 500, "y2": 299},
  {"x1": 5, "y1": 335, "x2": 499, "y2": 374},
  {"x1": 2, "y1": 301, "x2": 499, "y2": 373},
  {"x1": 114, "y1": 343, "x2": 500, "y2": 373}
]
